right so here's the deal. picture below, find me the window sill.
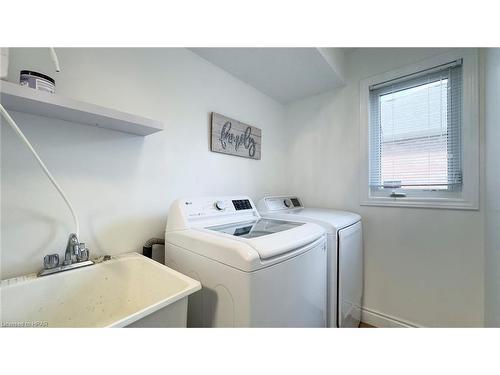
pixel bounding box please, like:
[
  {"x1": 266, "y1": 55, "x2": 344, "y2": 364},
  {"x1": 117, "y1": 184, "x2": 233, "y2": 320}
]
[{"x1": 360, "y1": 196, "x2": 479, "y2": 210}]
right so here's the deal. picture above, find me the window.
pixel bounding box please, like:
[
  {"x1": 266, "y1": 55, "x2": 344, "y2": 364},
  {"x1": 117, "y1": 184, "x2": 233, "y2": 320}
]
[
  {"x1": 370, "y1": 60, "x2": 462, "y2": 193},
  {"x1": 360, "y1": 50, "x2": 479, "y2": 209}
]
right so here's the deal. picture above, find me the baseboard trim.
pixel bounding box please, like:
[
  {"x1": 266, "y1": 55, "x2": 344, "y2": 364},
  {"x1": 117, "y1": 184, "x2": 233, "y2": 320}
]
[{"x1": 361, "y1": 307, "x2": 422, "y2": 328}]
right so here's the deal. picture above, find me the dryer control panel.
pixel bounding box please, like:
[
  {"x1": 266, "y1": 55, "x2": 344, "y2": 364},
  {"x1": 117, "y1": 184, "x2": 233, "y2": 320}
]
[{"x1": 259, "y1": 196, "x2": 302, "y2": 212}]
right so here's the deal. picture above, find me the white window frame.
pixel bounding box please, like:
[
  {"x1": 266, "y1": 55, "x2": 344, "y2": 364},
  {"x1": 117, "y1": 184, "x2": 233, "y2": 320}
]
[{"x1": 359, "y1": 49, "x2": 479, "y2": 210}]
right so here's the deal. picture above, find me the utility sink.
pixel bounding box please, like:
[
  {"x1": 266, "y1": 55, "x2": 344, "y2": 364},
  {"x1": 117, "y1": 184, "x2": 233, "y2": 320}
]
[{"x1": 0, "y1": 253, "x2": 201, "y2": 327}]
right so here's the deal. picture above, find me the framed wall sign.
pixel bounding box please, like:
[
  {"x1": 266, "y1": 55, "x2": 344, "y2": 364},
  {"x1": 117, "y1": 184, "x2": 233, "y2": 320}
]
[{"x1": 210, "y1": 112, "x2": 261, "y2": 160}]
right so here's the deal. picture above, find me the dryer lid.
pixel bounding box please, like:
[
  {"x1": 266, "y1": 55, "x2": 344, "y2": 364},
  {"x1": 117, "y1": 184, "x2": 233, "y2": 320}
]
[{"x1": 282, "y1": 208, "x2": 361, "y2": 231}]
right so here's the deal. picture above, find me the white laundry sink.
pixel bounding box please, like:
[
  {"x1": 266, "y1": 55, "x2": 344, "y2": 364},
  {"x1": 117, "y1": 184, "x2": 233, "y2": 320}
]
[{"x1": 0, "y1": 252, "x2": 201, "y2": 327}]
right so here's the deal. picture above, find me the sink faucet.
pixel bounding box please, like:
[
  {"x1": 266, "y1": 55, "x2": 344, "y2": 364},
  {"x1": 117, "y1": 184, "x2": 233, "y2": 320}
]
[
  {"x1": 64, "y1": 233, "x2": 79, "y2": 265},
  {"x1": 39, "y1": 233, "x2": 93, "y2": 276},
  {"x1": 63, "y1": 233, "x2": 88, "y2": 265}
]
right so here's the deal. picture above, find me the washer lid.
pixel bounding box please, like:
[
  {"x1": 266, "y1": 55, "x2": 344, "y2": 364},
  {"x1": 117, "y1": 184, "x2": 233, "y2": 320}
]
[
  {"x1": 245, "y1": 221, "x2": 325, "y2": 259},
  {"x1": 206, "y1": 219, "x2": 325, "y2": 260},
  {"x1": 207, "y1": 218, "x2": 303, "y2": 239}
]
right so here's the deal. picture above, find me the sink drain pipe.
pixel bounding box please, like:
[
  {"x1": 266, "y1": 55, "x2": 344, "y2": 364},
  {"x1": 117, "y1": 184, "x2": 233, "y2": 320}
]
[{"x1": 143, "y1": 238, "x2": 165, "y2": 259}]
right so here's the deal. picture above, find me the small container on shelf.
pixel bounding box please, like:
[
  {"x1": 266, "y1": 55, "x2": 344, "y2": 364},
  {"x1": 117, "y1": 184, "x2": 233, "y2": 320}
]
[{"x1": 19, "y1": 70, "x2": 55, "y2": 94}]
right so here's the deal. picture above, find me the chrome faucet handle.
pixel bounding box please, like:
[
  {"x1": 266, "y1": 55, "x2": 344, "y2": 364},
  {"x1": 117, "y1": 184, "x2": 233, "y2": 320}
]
[
  {"x1": 43, "y1": 254, "x2": 59, "y2": 269},
  {"x1": 64, "y1": 233, "x2": 80, "y2": 266},
  {"x1": 73, "y1": 243, "x2": 81, "y2": 258},
  {"x1": 77, "y1": 243, "x2": 89, "y2": 262}
]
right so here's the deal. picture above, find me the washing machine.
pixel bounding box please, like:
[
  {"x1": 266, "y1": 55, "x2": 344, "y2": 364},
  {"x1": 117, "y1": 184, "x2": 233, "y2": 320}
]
[
  {"x1": 258, "y1": 196, "x2": 363, "y2": 328},
  {"x1": 164, "y1": 196, "x2": 327, "y2": 327}
]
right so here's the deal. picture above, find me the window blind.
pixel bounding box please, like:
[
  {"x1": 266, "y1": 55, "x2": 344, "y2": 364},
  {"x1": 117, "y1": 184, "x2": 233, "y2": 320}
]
[{"x1": 368, "y1": 60, "x2": 463, "y2": 191}]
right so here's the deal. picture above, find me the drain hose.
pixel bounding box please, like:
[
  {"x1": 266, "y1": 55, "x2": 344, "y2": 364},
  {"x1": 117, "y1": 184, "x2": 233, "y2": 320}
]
[{"x1": 143, "y1": 238, "x2": 165, "y2": 259}]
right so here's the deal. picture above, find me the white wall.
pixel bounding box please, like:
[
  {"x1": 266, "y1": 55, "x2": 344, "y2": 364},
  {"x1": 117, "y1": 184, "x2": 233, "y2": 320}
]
[
  {"x1": 283, "y1": 48, "x2": 485, "y2": 327},
  {"x1": 1, "y1": 48, "x2": 287, "y2": 279},
  {"x1": 485, "y1": 48, "x2": 500, "y2": 327}
]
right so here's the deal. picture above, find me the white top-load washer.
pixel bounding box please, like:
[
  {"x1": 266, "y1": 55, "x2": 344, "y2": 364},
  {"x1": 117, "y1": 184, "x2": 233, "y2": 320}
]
[
  {"x1": 164, "y1": 195, "x2": 328, "y2": 327},
  {"x1": 258, "y1": 196, "x2": 363, "y2": 328}
]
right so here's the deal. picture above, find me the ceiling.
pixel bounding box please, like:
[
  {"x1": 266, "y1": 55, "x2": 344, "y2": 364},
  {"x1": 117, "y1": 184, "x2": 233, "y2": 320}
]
[{"x1": 189, "y1": 48, "x2": 346, "y2": 104}]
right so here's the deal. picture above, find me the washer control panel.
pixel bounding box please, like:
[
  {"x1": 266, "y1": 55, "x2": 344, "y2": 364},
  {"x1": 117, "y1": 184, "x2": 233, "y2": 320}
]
[
  {"x1": 232, "y1": 199, "x2": 252, "y2": 211},
  {"x1": 183, "y1": 196, "x2": 255, "y2": 218},
  {"x1": 215, "y1": 200, "x2": 227, "y2": 211}
]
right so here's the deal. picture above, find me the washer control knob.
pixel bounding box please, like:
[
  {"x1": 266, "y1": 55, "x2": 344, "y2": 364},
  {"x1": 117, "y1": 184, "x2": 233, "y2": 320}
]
[
  {"x1": 284, "y1": 199, "x2": 292, "y2": 208},
  {"x1": 215, "y1": 200, "x2": 226, "y2": 211}
]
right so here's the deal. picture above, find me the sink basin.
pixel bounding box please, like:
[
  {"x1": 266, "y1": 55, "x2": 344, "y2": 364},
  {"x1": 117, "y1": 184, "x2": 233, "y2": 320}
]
[{"x1": 0, "y1": 253, "x2": 201, "y2": 327}]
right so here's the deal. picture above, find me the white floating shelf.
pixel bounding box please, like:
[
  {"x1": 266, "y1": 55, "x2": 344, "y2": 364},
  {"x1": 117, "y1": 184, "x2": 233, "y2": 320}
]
[{"x1": 0, "y1": 80, "x2": 163, "y2": 136}]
